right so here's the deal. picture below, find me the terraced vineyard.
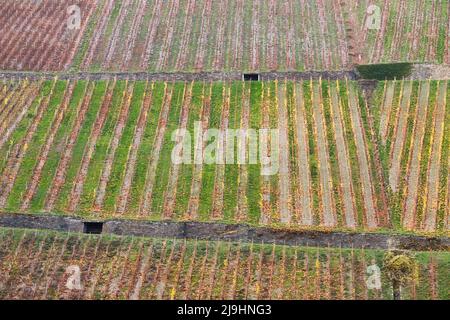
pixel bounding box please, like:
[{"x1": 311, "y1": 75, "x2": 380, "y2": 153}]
[
  {"x1": 73, "y1": 0, "x2": 355, "y2": 72},
  {"x1": 74, "y1": 0, "x2": 449, "y2": 72},
  {"x1": 357, "y1": 0, "x2": 450, "y2": 65},
  {"x1": 0, "y1": 79, "x2": 391, "y2": 231},
  {"x1": 372, "y1": 80, "x2": 449, "y2": 233},
  {"x1": 0, "y1": 0, "x2": 449, "y2": 303},
  {"x1": 0, "y1": 0, "x2": 96, "y2": 71},
  {"x1": 0, "y1": 227, "x2": 448, "y2": 300},
  {"x1": 1, "y1": 0, "x2": 448, "y2": 73}
]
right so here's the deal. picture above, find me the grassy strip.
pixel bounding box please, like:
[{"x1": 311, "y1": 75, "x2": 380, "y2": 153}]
[
  {"x1": 322, "y1": 81, "x2": 344, "y2": 226},
  {"x1": 338, "y1": 81, "x2": 365, "y2": 227},
  {"x1": 356, "y1": 63, "x2": 413, "y2": 80},
  {"x1": 110, "y1": 0, "x2": 140, "y2": 69},
  {"x1": 5, "y1": 81, "x2": 67, "y2": 210},
  {"x1": 223, "y1": 82, "x2": 243, "y2": 220},
  {"x1": 198, "y1": 82, "x2": 223, "y2": 219},
  {"x1": 102, "y1": 82, "x2": 146, "y2": 212},
  {"x1": 90, "y1": 0, "x2": 122, "y2": 71},
  {"x1": 415, "y1": 81, "x2": 438, "y2": 227},
  {"x1": 436, "y1": 1, "x2": 448, "y2": 63},
  {"x1": 303, "y1": 81, "x2": 320, "y2": 224},
  {"x1": 246, "y1": 81, "x2": 262, "y2": 224},
  {"x1": 384, "y1": 80, "x2": 403, "y2": 165},
  {"x1": 150, "y1": 83, "x2": 184, "y2": 217},
  {"x1": 436, "y1": 81, "x2": 449, "y2": 231},
  {"x1": 267, "y1": 82, "x2": 279, "y2": 221},
  {"x1": 356, "y1": 83, "x2": 385, "y2": 223},
  {"x1": 392, "y1": 81, "x2": 420, "y2": 228},
  {"x1": 0, "y1": 82, "x2": 52, "y2": 174},
  {"x1": 147, "y1": 2, "x2": 172, "y2": 72},
  {"x1": 126, "y1": 83, "x2": 166, "y2": 214},
  {"x1": 70, "y1": 0, "x2": 107, "y2": 70},
  {"x1": 286, "y1": 81, "x2": 300, "y2": 223},
  {"x1": 29, "y1": 81, "x2": 88, "y2": 211},
  {"x1": 77, "y1": 81, "x2": 126, "y2": 212},
  {"x1": 174, "y1": 83, "x2": 204, "y2": 217},
  {"x1": 165, "y1": 0, "x2": 187, "y2": 72},
  {"x1": 53, "y1": 82, "x2": 108, "y2": 212}
]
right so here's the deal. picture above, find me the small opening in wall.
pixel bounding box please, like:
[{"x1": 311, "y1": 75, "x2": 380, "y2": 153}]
[
  {"x1": 83, "y1": 222, "x2": 103, "y2": 234},
  {"x1": 243, "y1": 73, "x2": 260, "y2": 81}
]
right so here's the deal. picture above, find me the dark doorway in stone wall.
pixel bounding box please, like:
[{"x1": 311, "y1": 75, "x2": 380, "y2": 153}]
[
  {"x1": 243, "y1": 73, "x2": 260, "y2": 81},
  {"x1": 83, "y1": 222, "x2": 103, "y2": 234}
]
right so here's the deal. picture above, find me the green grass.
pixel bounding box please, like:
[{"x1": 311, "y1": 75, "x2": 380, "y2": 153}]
[
  {"x1": 0, "y1": 82, "x2": 52, "y2": 174},
  {"x1": 78, "y1": 81, "x2": 125, "y2": 212},
  {"x1": 198, "y1": 83, "x2": 224, "y2": 219},
  {"x1": 303, "y1": 81, "x2": 320, "y2": 224},
  {"x1": 6, "y1": 81, "x2": 67, "y2": 210},
  {"x1": 338, "y1": 81, "x2": 365, "y2": 227},
  {"x1": 322, "y1": 81, "x2": 344, "y2": 226},
  {"x1": 1, "y1": 79, "x2": 448, "y2": 236},
  {"x1": 126, "y1": 82, "x2": 166, "y2": 214},
  {"x1": 53, "y1": 81, "x2": 108, "y2": 212},
  {"x1": 29, "y1": 81, "x2": 88, "y2": 210},
  {"x1": 70, "y1": 0, "x2": 108, "y2": 70},
  {"x1": 357, "y1": 63, "x2": 413, "y2": 80},
  {"x1": 150, "y1": 83, "x2": 184, "y2": 216},
  {"x1": 102, "y1": 82, "x2": 145, "y2": 212},
  {"x1": 247, "y1": 81, "x2": 262, "y2": 223},
  {"x1": 222, "y1": 82, "x2": 244, "y2": 220},
  {"x1": 174, "y1": 82, "x2": 204, "y2": 217}
]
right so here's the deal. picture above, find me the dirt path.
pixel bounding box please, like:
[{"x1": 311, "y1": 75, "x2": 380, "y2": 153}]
[
  {"x1": 330, "y1": 83, "x2": 356, "y2": 228},
  {"x1": 423, "y1": 81, "x2": 447, "y2": 231},
  {"x1": 0, "y1": 70, "x2": 358, "y2": 82},
  {"x1": 312, "y1": 81, "x2": 336, "y2": 227},
  {"x1": 389, "y1": 80, "x2": 412, "y2": 192},
  {"x1": 403, "y1": 81, "x2": 430, "y2": 230},
  {"x1": 294, "y1": 83, "x2": 313, "y2": 226},
  {"x1": 347, "y1": 82, "x2": 377, "y2": 228},
  {"x1": 277, "y1": 83, "x2": 291, "y2": 224}
]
